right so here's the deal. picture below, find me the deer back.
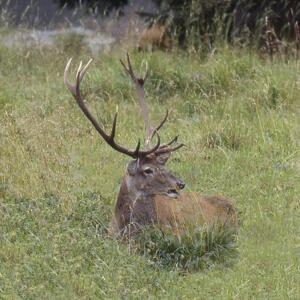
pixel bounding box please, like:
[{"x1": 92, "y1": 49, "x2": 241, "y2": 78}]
[
  {"x1": 154, "y1": 193, "x2": 238, "y2": 235},
  {"x1": 111, "y1": 190, "x2": 237, "y2": 237}
]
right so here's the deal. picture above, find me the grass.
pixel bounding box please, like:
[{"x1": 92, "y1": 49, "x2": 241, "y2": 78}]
[
  {"x1": 0, "y1": 33, "x2": 299, "y2": 298},
  {"x1": 133, "y1": 224, "x2": 238, "y2": 273}
]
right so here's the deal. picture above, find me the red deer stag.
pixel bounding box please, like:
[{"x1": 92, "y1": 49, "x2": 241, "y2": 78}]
[{"x1": 64, "y1": 55, "x2": 237, "y2": 237}]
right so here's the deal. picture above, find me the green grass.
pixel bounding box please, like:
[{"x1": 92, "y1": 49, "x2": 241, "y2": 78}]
[
  {"x1": 133, "y1": 224, "x2": 238, "y2": 273},
  {"x1": 0, "y1": 35, "x2": 299, "y2": 299}
]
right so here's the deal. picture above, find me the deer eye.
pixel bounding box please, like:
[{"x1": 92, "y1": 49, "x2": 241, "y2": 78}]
[{"x1": 143, "y1": 168, "x2": 154, "y2": 175}]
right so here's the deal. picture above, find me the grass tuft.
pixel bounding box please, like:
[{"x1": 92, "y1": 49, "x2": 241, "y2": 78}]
[{"x1": 133, "y1": 224, "x2": 238, "y2": 273}]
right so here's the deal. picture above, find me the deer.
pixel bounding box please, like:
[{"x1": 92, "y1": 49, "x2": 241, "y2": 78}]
[
  {"x1": 137, "y1": 24, "x2": 172, "y2": 52},
  {"x1": 64, "y1": 54, "x2": 237, "y2": 237}
]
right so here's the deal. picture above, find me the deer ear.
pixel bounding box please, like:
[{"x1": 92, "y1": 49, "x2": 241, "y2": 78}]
[
  {"x1": 156, "y1": 152, "x2": 171, "y2": 165},
  {"x1": 127, "y1": 160, "x2": 139, "y2": 175}
]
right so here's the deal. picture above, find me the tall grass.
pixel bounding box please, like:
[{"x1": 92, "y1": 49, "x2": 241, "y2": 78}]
[{"x1": 0, "y1": 33, "x2": 299, "y2": 298}]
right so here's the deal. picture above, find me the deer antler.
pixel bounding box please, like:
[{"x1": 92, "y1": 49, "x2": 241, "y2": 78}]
[
  {"x1": 154, "y1": 135, "x2": 185, "y2": 155},
  {"x1": 120, "y1": 53, "x2": 169, "y2": 148},
  {"x1": 64, "y1": 58, "x2": 161, "y2": 159},
  {"x1": 120, "y1": 53, "x2": 184, "y2": 154}
]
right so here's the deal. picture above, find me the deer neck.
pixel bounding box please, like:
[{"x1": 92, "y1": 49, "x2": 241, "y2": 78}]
[
  {"x1": 116, "y1": 176, "x2": 143, "y2": 207},
  {"x1": 114, "y1": 176, "x2": 140, "y2": 227},
  {"x1": 114, "y1": 175, "x2": 156, "y2": 234}
]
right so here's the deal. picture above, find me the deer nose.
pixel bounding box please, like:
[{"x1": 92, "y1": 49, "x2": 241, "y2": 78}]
[{"x1": 177, "y1": 180, "x2": 185, "y2": 190}]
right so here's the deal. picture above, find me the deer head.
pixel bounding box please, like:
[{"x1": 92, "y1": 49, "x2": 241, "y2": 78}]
[
  {"x1": 125, "y1": 152, "x2": 185, "y2": 199},
  {"x1": 64, "y1": 54, "x2": 185, "y2": 199}
]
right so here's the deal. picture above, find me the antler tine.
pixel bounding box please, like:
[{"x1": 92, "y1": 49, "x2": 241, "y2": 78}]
[
  {"x1": 64, "y1": 58, "x2": 76, "y2": 95},
  {"x1": 110, "y1": 113, "x2": 118, "y2": 139},
  {"x1": 147, "y1": 110, "x2": 169, "y2": 143},
  {"x1": 167, "y1": 135, "x2": 179, "y2": 146},
  {"x1": 120, "y1": 53, "x2": 152, "y2": 146},
  {"x1": 119, "y1": 53, "x2": 136, "y2": 83},
  {"x1": 155, "y1": 134, "x2": 183, "y2": 153},
  {"x1": 155, "y1": 142, "x2": 185, "y2": 155},
  {"x1": 155, "y1": 109, "x2": 169, "y2": 132},
  {"x1": 123, "y1": 52, "x2": 150, "y2": 84},
  {"x1": 142, "y1": 132, "x2": 161, "y2": 155},
  {"x1": 64, "y1": 58, "x2": 93, "y2": 96},
  {"x1": 126, "y1": 53, "x2": 135, "y2": 80},
  {"x1": 158, "y1": 135, "x2": 179, "y2": 150},
  {"x1": 79, "y1": 58, "x2": 93, "y2": 81},
  {"x1": 168, "y1": 143, "x2": 185, "y2": 152},
  {"x1": 64, "y1": 58, "x2": 161, "y2": 159},
  {"x1": 76, "y1": 61, "x2": 83, "y2": 80},
  {"x1": 133, "y1": 132, "x2": 160, "y2": 157}
]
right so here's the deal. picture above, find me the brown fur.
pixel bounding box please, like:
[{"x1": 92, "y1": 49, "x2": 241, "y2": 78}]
[
  {"x1": 154, "y1": 193, "x2": 237, "y2": 236},
  {"x1": 110, "y1": 155, "x2": 237, "y2": 237},
  {"x1": 138, "y1": 25, "x2": 172, "y2": 51}
]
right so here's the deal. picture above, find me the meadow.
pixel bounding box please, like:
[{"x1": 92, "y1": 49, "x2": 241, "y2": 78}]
[{"x1": 0, "y1": 32, "x2": 299, "y2": 299}]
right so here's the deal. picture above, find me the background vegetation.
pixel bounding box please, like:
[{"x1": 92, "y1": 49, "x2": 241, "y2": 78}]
[
  {"x1": 136, "y1": 0, "x2": 299, "y2": 51},
  {"x1": 53, "y1": 0, "x2": 300, "y2": 48},
  {"x1": 0, "y1": 24, "x2": 299, "y2": 299}
]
